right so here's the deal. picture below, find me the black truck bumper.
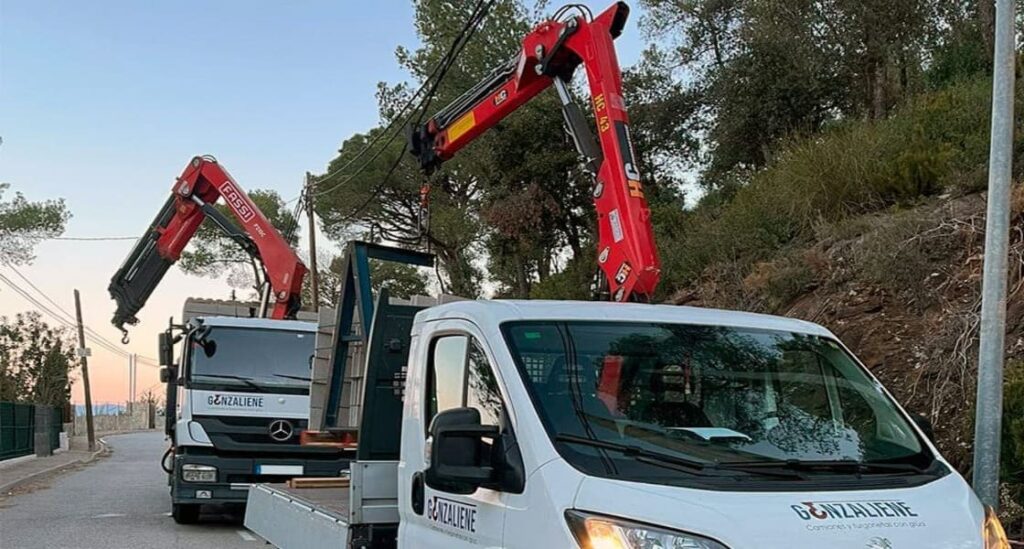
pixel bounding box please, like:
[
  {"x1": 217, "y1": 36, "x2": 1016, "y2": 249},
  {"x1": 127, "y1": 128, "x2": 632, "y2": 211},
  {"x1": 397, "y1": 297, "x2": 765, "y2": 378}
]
[{"x1": 171, "y1": 449, "x2": 350, "y2": 505}]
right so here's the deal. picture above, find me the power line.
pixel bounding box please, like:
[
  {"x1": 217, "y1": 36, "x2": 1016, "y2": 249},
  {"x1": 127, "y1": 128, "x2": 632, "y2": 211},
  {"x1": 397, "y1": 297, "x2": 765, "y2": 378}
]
[
  {"x1": 3, "y1": 264, "x2": 134, "y2": 357},
  {"x1": 0, "y1": 268, "x2": 159, "y2": 366},
  {"x1": 312, "y1": 0, "x2": 496, "y2": 204},
  {"x1": 0, "y1": 271, "x2": 110, "y2": 348}
]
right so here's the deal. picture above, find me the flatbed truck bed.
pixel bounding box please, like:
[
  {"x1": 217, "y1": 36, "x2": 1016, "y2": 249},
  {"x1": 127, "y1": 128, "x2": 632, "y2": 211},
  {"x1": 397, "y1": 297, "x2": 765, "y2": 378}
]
[
  {"x1": 244, "y1": 462, "x2": 399, "y2": 549},
  {"x1": 245, "y1": 484, "x2": 350, "y2": 549}
]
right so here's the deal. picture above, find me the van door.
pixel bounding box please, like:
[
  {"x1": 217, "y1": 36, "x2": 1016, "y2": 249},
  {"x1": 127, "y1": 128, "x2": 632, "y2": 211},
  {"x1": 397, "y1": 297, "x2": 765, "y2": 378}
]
[{"x1": 399, "y1": 325, "x2": 511, "y2": 548}]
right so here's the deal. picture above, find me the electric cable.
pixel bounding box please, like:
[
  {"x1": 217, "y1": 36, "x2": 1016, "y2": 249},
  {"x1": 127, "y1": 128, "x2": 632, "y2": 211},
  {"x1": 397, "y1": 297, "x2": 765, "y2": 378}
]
[
  {"x1": 312, "y1": 0, "x2": 496, "y2": 205},
  {"x1": 322, "y1": 0, "x2": 497, "y2": 229},
  {"x1": 0, "y1": 268, "x2": 160, "y2": 366}
]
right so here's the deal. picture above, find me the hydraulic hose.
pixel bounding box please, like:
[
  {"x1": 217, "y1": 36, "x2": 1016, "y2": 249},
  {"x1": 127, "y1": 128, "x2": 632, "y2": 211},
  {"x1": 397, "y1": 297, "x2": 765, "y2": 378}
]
[{"x1": 160, "y1": 445, "x2": 174, "y2": 474}]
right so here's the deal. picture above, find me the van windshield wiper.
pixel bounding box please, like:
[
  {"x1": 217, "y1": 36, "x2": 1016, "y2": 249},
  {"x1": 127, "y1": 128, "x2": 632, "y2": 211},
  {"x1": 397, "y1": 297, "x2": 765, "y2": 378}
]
[
  {"x1": 555, "y1": 434, "x2": 803, "y2": 479},
  {"x1": 194, "y1": 373, "x2": 266, "y2": 393},
  {"x1": 273, "y1": 374, "x2": 311, "y2": 382},
  {"x1": 555, "y1": 433, "x2": 709, "y2": 472},
  {"x1": 719, "y1": 459, "x2": 928, "y2": 476}
]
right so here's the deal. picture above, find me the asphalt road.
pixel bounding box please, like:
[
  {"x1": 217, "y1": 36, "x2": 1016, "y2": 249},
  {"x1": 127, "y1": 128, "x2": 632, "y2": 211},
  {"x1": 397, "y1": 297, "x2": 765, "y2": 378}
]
[{"x1": 0, "y1": 431, "x2": 265, "y2": 549}]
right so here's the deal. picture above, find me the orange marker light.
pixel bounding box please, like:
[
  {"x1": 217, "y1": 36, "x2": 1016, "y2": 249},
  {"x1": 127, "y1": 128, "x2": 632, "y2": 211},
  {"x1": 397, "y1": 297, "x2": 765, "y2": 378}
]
[{"x1": 584, "y1": 517, "x2": 627, "y2": 549}]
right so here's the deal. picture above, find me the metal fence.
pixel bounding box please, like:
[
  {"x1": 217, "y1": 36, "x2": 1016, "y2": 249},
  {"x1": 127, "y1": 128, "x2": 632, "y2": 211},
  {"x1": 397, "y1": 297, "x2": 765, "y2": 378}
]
[{"x1": 0, "y1": 402, "x2": 63, "y2": 461}]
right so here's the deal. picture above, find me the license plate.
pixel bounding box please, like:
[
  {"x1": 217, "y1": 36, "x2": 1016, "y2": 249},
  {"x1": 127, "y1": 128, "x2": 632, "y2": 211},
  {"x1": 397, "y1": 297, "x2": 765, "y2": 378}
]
[{"x1": 255, "y1": 464, "x2": 303, "y2": 476}]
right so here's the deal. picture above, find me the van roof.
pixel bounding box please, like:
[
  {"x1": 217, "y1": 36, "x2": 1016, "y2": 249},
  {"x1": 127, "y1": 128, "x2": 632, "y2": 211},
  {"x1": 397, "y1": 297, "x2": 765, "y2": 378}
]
[
  {"x1": 414, "y1": 300, "x2": 833, "y2": 338},
  {"x1": 192, "y1": 316, "x2": 317, "y2": 332}
]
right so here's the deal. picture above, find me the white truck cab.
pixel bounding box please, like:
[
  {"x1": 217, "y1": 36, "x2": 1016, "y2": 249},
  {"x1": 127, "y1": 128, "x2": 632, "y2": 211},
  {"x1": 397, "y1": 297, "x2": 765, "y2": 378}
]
[
  {"x1": 247, "y1": 299, "x2": 1004, "y2": 548},
  {"x1": 164, "y1": 315, "x2": 350, "y2": 523}
]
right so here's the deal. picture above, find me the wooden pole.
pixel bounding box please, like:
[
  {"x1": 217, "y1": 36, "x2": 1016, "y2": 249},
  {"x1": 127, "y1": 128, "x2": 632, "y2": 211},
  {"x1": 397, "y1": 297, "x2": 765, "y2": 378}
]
[
  {"x1": 306, "y1": 172, "x2": 320, "y2": 309},
  {"x1": 73, "y1": 290, "x2": 96, "y2": 451}
]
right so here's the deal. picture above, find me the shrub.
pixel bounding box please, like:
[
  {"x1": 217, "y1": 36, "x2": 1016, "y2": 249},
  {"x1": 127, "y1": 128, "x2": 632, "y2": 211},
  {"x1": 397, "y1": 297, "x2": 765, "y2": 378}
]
[
  {"x1": 656, "y1": 75, "x2": 1007, "y2": 295},
  {"x1": 1001, "y1": 360, "x2": 1024, "y2": 536}
]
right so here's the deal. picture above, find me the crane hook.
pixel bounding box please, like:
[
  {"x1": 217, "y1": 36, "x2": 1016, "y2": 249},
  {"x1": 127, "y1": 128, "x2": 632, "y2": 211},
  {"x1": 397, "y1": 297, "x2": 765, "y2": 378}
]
[{"x1": 120, "y1": 328, "x2": 131, "y2": 345}]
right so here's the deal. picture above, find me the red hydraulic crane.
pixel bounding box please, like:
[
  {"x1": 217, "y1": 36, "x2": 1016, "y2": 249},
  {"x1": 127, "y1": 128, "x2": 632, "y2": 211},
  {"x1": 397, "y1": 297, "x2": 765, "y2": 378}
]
[
  {"x1": 109, "y1": 156, "x2": 308, "y2": 340},
  {"x1": 409, "y1": 1, "x2": 660, "y2": 302}
]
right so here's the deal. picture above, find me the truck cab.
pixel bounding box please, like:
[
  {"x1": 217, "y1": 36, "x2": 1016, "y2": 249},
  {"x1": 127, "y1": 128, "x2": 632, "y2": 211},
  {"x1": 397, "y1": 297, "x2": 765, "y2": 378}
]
[
  {"x1": 164, "y1": 315, "x2": 350, "y2": 523},
  {"x1": 247, "y1": 299, "x2": 998, "y2": 548}
]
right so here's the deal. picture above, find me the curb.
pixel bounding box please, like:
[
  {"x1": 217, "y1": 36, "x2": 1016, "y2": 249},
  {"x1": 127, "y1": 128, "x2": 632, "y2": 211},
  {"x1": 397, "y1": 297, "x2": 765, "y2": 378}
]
[{"x1": 0, "y1": 438, "x2": 109, "y2": 495}]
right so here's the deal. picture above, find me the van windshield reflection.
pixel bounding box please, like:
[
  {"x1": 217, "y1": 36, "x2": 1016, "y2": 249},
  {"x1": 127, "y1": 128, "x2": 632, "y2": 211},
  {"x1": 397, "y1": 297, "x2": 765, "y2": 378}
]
[{"x1": 502, "y1": 321, "x2": 933, "y2": 480}]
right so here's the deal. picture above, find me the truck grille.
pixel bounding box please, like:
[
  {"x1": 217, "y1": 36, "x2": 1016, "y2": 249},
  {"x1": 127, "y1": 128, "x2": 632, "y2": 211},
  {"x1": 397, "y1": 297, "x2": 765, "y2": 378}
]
[{"x1": 193, "y1": 415, "x2": 308, "y2": 449}]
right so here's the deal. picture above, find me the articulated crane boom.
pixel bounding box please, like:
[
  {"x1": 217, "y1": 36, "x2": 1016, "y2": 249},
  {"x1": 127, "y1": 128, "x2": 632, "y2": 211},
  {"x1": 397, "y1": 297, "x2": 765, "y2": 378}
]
[
  {"x1": 109, "y1": 156, "x2": 307, "y2": 339},
  {"x1": 409, "y1": 2, "x2": 660, "y2": 302}
]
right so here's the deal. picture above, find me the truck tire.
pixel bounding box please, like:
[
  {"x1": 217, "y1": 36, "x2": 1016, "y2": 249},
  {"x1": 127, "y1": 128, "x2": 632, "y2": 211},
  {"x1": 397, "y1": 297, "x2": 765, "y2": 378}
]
[{"x1": 172, "y1": 503, "x2": 200, "y2": 524}]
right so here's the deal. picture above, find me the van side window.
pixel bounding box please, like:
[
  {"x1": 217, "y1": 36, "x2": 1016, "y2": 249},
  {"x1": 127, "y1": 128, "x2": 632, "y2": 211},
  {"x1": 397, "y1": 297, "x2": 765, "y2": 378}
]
[
  {"x1": 426, "y1": 335, "x2": 468, "y2": 428},
  {"x1": 466, "y1": 340, "x2": 503, "y2": 428}
]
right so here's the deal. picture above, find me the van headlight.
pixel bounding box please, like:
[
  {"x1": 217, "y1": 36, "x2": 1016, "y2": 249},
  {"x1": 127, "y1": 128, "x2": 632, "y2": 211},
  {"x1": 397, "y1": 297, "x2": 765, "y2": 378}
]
[
  {"x1": 984, "y1": 506, "x2": 1010, "y2": 549},
  {"x1": 566, "y1": 510, "x2": 728, "y2": 549},
  {"x1": 181, "y1": 464, "x2": 217, "y2": 483}
]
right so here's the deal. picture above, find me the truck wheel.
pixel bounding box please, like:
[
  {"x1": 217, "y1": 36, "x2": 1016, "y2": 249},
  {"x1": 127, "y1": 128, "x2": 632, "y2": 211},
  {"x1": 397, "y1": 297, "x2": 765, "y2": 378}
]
[{"x1": 172, "y1": 503, "x2": 200, "y2": 524}]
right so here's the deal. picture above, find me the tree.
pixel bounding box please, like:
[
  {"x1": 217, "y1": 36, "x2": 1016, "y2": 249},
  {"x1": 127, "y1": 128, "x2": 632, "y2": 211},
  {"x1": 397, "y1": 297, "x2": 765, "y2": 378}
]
[
  {"x1": 0, "y1": 183, "x2": 70, "y2": 265},
  {"x1": 641, "y1": 0, "x2": 939, "y2": 183},
  {"x1": 0, "y1": 312, "x2": 75, "y2": 406},
  {"x1": 316, "y1": 0, "x2": 613, "y2": 298},
  {"x1": 316, "y1": 254, "x2": 430, "y2": 307},
  {"x1": 178, "y1": 189, "x2": 300, "y2": 292}
]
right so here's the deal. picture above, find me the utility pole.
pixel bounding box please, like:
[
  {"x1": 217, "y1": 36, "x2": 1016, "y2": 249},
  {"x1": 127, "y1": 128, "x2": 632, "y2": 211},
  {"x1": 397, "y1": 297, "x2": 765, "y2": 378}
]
[
  {"x1": 305, "y1": 172, "x2": 320, "y2": 309},
  {"x1": 73, "y1": 290, "x2": 96, "y2": 452},
  {"x1": 128, "y1": 354, "x2": 136, "y2": 414},
  {"x1": 973, "y1": 0, "x2": 1016, "y2": 510}
]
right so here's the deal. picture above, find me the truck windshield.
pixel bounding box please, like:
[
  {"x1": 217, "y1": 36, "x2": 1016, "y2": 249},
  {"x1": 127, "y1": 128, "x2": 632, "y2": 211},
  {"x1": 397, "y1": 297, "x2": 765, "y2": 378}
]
[
  {"x1": 503, "y1": 321, "x2": 931, "y2": 478},
  {"x1": 189, "y1": 327, "x2": 313, "y2": 389}
]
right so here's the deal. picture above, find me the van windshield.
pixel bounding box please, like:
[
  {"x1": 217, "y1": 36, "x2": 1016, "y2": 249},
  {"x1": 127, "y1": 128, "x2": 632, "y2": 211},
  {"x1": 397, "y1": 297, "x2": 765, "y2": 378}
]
[
  {"x1": 503, "y1": 321, "x2": 929, "y2": 475},
  {"x1": 189, "y1": 326, "x2": 314, "y2": 390}
]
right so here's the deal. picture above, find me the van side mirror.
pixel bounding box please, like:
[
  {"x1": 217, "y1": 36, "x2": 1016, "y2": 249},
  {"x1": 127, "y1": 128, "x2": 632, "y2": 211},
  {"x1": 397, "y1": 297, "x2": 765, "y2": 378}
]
[
  {"x1": 159, "y1": 332, "x2": 174, "y2": 367},
  {"x1": 911, "y1": 412, "x2": 935, "y2": 442},
  {"x1": 425, "y1": 408, "x2": 499, "y2": 494}
]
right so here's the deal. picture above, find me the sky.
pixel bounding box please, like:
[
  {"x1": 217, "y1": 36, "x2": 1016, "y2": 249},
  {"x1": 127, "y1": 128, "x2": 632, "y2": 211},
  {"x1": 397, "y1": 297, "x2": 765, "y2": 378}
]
[{"x1": 0, "y1": 0, "x2": 647, "y2": 405}]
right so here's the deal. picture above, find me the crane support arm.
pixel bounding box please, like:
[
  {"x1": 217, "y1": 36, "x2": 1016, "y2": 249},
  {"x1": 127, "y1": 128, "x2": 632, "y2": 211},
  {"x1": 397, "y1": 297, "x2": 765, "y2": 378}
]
[
  {"x1": 109, "y1": 156, "x2": 308, "y2": 334},
  {"x1": 409, "y1": 2, "x2": 660, "y2": 302}
]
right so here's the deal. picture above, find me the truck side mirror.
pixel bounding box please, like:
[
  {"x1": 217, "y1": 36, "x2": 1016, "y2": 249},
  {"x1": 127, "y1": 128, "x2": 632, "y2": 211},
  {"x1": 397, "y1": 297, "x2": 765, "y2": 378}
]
[
  {"x1": 159, "y1": 332, "x2": 174, "y2": 367},
  {"x1": 911, "y1": 412, "x2": 936, "y2": 443},
  {"x1": 159, "y1": 366, "x2": 175, "y2": 384},
  {"x1": 425, "y1": 408, "x2": 498, "y2": 495}
]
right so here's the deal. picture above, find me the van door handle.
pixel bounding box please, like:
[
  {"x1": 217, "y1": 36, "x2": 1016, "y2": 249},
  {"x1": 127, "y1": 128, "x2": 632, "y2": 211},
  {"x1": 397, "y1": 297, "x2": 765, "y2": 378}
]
[{"x1": 411, "y1": 472, "x2": 425, "y2": 516}]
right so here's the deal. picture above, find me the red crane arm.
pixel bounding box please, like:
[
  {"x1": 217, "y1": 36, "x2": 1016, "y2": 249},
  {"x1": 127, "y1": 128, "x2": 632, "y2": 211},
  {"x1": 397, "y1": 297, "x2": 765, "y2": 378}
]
[
  {"x1": 109, "y1": 156, "x2": 307, "y2": 335},
  {"x1": 409, "y1": 2, "x2": 660, "y2": 301}
]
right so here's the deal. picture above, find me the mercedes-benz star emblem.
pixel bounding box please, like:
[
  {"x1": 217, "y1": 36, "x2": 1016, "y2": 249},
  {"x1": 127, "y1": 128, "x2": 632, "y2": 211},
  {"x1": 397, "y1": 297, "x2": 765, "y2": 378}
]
[{"x1": 268, "y1": 419, "x2": 294, "y2": 442}]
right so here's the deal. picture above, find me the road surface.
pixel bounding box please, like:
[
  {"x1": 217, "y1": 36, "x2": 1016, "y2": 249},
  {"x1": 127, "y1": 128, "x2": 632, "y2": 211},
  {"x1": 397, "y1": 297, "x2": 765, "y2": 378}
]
[{"x1": 0, "y1": 431, "x2": 265, "y2": 549}]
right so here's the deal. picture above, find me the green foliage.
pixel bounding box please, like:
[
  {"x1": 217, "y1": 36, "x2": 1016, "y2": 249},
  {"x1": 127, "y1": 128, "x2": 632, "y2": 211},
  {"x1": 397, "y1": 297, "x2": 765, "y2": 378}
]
[
  {"x1": 370, "y1": 260, "x2": 430, "y2": 300},
  {"x1": 641, "y1": 0, "x2": 955, "y2": 183},
  {"x1": 1003, "y1": 361, "x2": 1024, "y2": 484},
  {"x1": 0, "y1": 312, "x2": 75, "y2": 406},
  {"x1": 1001, "y1": 360, "x2": 1024, "y2": 534},
  {"x1": 0, "y1": 183, "x2": 70, "y2": 265},
  {"x1": 179, "y1": 189, "x2": 299, "y2": 290},
  {"x1": 316, "y1": 255, "x2": 430, "y2": 307},
  {"x1": 529, "y1": 251, "x2": 596, "y2": 301},
  {"x1": 656, "y1": 76, "x2": 998, "y2": 292},
  {"x1": 316, "y1": 0, "x2": 613, "y2": 299}
]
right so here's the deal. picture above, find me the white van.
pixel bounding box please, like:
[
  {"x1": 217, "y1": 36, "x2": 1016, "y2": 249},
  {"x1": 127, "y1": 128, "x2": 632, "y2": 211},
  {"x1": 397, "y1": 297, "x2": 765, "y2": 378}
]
[{"x1": 248, "y1": 300, "x2": 1008, "y2": 548}]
